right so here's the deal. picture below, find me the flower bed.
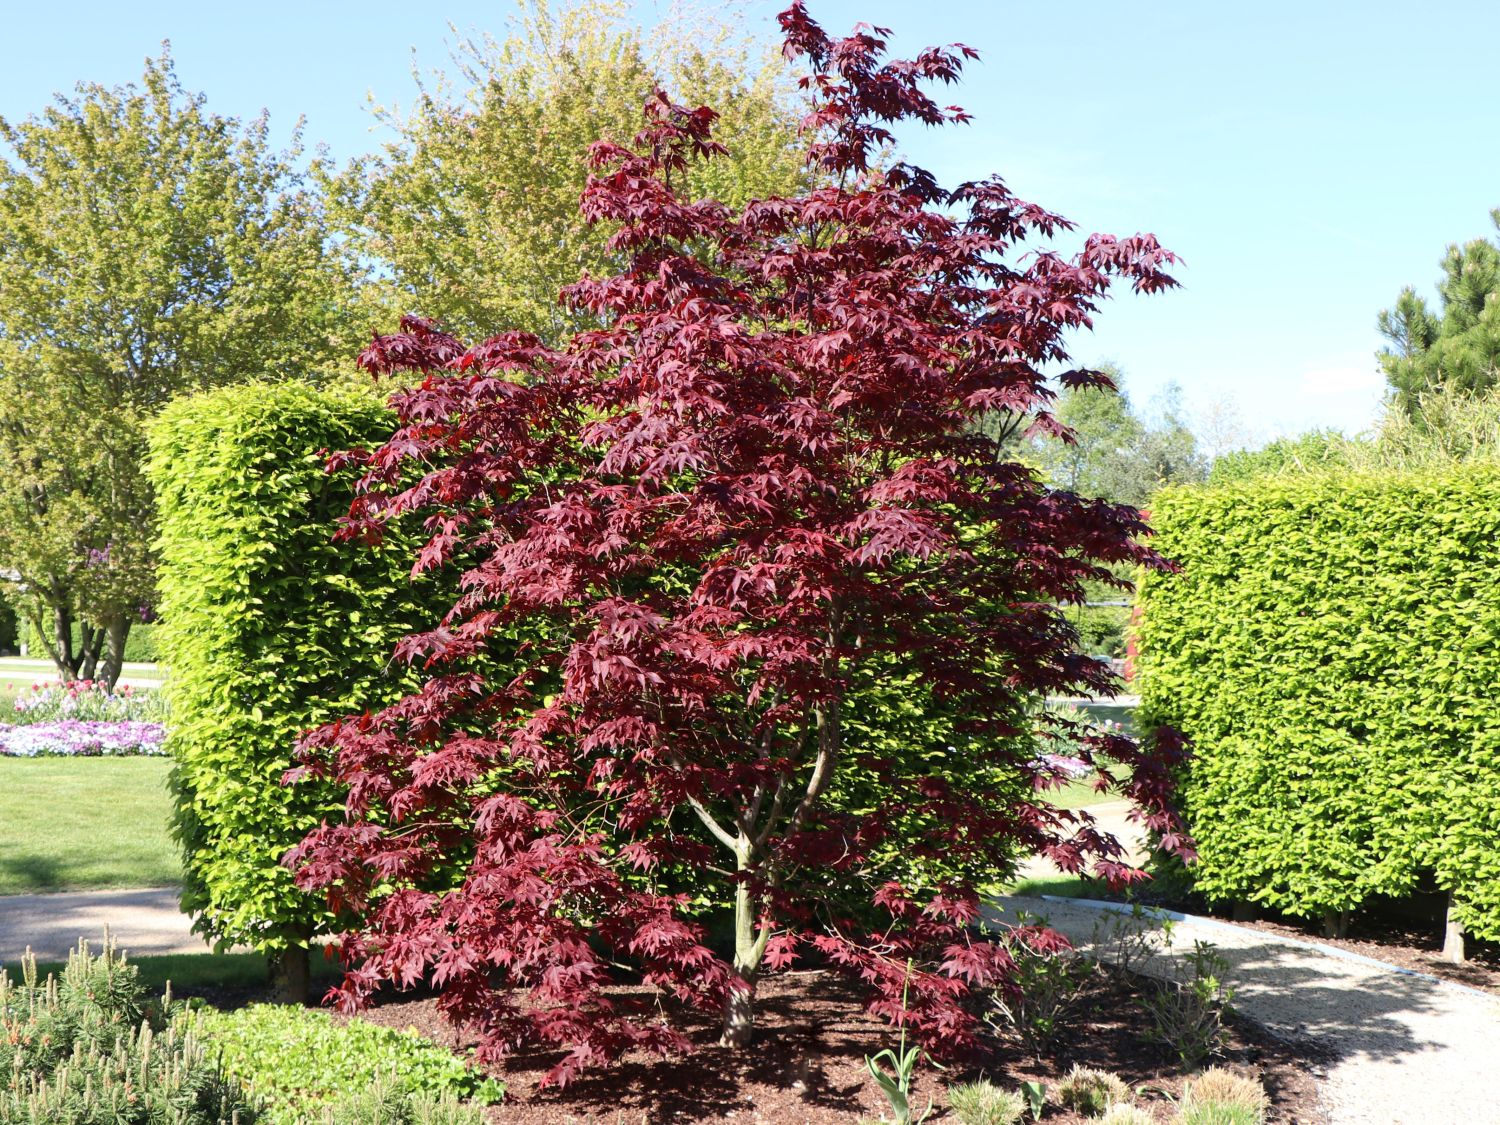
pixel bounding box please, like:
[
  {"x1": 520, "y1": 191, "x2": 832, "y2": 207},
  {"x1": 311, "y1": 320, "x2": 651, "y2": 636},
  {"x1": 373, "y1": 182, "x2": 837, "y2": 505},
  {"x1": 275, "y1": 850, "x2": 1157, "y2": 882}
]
[
  {"x1": 0, "y1": 718, "x2": 165, "y2": 757},
  {"x1": 0, "y1": 680, "x2": 167, "y2": 755},
  {"x1": 10, "y1": 679, "x2": 166, "y2": 723}
]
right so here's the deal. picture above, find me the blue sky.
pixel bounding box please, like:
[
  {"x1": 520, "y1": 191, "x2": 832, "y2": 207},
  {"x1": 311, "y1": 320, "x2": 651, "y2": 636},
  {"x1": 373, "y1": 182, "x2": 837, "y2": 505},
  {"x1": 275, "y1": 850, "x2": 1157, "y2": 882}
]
[{"x1": 3, "y1": 1, "x2": 1498, "y2": 445}]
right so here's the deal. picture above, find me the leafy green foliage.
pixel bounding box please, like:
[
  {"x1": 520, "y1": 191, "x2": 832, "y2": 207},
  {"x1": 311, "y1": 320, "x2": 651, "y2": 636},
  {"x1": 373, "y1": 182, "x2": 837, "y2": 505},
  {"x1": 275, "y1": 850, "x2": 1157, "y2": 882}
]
[
  {"x1": 188, "y1": 1005, "x2": 502, "y2": 1123},
  {"x1": 1379, "y1": 209, "x2": 1500, "y2": 410},
  {"x1": 1020, "y1": 1080, "x2": 1048, "y2": 1121},
  {"x1": 146, "y1": 383, "x2": 439, "y2": 957},
  {"x1": 1137, "y1": 470, "x2": 1500, "y2": 938},
  {"x1": 864, "y1": 961, "x2": 934, "y2": 1125},
  {"x1": 1208, "y1": 384, "x2": 1500, "y2": 485},
  {"x1": 1205, "y1": 430, "x2": 1348, "y2": 484},
  {"x1": 0, "y1": 940, "x2": 260, "y2": 1124},
  {"x1": 983, "y1": 928, "x2": 1093, "y2": 1060},
  {"x1": 1138, "y1": 942, "x2": 1232, "y2": 1070},
  {"x1": 1029, "y1": 370, "x2": 1206, "y2": 506},
  {"x1": 0, "y1": 50, "x2": 366, "y2": 689}
]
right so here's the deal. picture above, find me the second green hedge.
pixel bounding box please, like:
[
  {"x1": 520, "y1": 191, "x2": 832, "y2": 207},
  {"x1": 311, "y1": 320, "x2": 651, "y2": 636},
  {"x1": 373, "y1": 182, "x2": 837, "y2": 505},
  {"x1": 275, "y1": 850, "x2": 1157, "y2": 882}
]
[{"x1": 1136, "y1": 468, "x2": 1500, "y2": 938}]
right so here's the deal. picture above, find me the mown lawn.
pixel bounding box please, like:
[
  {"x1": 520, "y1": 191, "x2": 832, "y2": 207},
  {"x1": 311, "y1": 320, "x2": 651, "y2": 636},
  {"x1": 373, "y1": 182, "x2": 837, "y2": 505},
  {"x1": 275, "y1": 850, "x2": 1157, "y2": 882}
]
[
  {"x1": 0, "y1": 757, "x2": 180, "y2": 895},
  {"x1": 1047, "y1": 766, "x2": 1134, "y2": 810}
]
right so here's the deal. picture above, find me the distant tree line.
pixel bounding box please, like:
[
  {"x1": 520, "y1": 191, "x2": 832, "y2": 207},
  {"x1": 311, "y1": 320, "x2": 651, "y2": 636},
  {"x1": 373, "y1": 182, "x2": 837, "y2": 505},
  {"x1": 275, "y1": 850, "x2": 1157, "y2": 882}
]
[{"x1": 0, "y1": 0, "x2": 806, "y2": 688}]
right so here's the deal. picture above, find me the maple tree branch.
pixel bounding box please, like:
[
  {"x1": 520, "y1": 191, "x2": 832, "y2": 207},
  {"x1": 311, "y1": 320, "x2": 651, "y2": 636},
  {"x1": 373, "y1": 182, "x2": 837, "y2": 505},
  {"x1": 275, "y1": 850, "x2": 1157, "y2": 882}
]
[
  {"x1": 669, "y1": 753, "x2": 740, "y2": 851},
  {"x1": 787, "y1": 700, "x2": 838, "y2": 837}
]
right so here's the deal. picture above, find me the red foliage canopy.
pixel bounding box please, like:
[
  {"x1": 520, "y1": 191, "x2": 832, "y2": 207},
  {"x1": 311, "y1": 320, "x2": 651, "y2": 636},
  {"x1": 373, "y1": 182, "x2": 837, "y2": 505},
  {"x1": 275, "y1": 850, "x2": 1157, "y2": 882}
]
[{"x1": 289, "y1": 2, "x2": 1191, "y2": 1085}]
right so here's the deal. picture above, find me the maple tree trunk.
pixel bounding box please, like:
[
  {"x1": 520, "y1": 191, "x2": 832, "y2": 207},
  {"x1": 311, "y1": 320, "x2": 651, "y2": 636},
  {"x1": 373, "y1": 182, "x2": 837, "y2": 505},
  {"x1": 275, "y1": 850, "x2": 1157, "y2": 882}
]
[{"x1": 721, "y1": 845, "x2": 763, "y2": 1049}]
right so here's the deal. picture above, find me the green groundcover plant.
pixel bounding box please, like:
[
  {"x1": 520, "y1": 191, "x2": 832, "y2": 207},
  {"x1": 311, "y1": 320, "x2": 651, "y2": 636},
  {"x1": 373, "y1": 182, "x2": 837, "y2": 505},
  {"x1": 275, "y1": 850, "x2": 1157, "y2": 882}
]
[
  {"x1": 1136, "y1": 467, "x2": 1500, "y2": 939},
  {"x1": 186, "y1": 1005, "x2": 503, "y2": 1123}
]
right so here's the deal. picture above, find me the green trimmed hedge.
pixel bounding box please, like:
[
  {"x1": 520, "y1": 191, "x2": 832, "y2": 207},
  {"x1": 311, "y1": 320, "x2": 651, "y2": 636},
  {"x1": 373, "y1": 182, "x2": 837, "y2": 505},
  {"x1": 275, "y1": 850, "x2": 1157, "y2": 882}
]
[
  {"x1": 1136, "y1": 468, "x2": 1500, "y2": 939},
  {"x1": 16, "y1": 618, "x2": 158, "y2": 663},
  {"x1": 147, "y1": 382, "x2": 438, "y2": 969}
]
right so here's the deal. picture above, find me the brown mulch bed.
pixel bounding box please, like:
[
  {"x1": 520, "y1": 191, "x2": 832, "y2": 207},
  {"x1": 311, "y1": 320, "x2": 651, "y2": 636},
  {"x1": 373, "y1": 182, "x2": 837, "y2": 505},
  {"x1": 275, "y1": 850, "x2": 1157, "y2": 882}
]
[{"x1": 353, "y1": 970, "x2": 1329, "y2": 1124}]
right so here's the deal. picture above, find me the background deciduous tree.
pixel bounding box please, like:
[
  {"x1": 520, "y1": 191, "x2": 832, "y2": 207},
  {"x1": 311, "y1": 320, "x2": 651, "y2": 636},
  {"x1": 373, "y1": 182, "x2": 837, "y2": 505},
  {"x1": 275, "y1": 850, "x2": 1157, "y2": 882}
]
[
  {"x1": 1030, "y1": 366, "x2": 1206, "y2": 506},
  {"x1": 291, "y1": 3, "x2": 1189, "y2": 1083},
  {"x1": 0, "y1": 50, "x2": 368, "y2": 686},
  {"x1": 327, "y1": 0, "x2": 809, "y2": 343}
]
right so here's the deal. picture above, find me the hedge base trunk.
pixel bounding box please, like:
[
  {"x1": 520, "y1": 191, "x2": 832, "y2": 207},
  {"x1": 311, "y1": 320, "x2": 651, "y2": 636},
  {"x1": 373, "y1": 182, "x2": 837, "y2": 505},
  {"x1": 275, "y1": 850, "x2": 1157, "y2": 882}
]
[
  {"x1": 1230, "y1": 899, "x2": 1257, "y2": 922},
  {"x1": 1321, "y1": 910, "x2": 1349, "y2": 939},
  {"x1": 1441, "y1": 893, "x2": 1467, "y2": 965},
  {"x1": 269, "y1": 946, "x2": 310, "y2": 1005}
]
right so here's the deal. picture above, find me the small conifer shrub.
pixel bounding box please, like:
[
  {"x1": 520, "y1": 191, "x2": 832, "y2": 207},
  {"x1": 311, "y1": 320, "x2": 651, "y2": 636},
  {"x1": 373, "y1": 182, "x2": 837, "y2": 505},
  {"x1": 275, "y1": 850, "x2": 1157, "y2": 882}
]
[{"x1": 0, "y1": 938, "x2": 259, "y2": 1125}]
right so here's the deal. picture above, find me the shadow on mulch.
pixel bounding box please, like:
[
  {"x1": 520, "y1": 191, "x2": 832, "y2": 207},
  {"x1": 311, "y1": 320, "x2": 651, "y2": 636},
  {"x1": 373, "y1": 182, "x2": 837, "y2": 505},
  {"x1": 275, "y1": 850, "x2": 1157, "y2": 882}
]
[{"x1": 349, "y1": 969, "x2": 1330, "y2": 1125}]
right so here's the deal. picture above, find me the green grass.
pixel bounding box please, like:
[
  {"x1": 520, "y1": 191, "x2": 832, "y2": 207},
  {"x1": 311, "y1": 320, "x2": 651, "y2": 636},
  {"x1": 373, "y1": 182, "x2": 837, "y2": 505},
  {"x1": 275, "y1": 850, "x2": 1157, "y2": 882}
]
[
  {"x1": 1003, "y1": 874, "x2": 1096, "y2": 898},
  {"x1": 1045, "y1": 762, "x2": 1135, "y2": 810},
  {"x1": 15, "y1": 950, "x2": 268, "y2": 994},
  {"x1": 10, "y1": 949, "x2": 344, "y2": 997},
  {"x1": 0, "y1": 757, "x2": 180, "y2": 895}
]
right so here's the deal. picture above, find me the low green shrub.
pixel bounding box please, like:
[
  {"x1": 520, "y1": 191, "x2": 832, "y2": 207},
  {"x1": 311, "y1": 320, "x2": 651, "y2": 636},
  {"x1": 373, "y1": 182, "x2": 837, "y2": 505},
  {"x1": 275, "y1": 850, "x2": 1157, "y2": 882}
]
[
  {"x1": 1175, "y1": 1106, "x2": 1262, "y2": 1125},
  {"x1": 14, "y1": 619, "x2": 158, "y2": 664},
  {"x1": 1099, "y1": 1106, "x2": 1155, "y2": 1125},
  {"x1": 1139, "y1": 941, "x2": 1233, "y2": 1069},
  {"x1": 1056, "y1": 1065, "x2": 1131, "y2": 1116},
  {"x1": 188, "y1": 1004, "x2": 503, "y2": 1124},
  {"x1": 984, "y1": 923, "x2": 1094, "y2": 1059},
  {"x1": 0, "y1": 939, "x2": 260, "y2": 1125},
  {"x1": 946, "y1": 1079, "x2": 1026, "y2": 1125}
]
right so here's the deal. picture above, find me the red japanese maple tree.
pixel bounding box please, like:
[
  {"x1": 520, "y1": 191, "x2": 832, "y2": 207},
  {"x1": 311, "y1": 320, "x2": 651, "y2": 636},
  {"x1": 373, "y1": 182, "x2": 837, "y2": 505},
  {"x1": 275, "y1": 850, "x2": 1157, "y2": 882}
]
[{"x1": 289, "y1": 2, "x2": 1191, "y2": 1084}]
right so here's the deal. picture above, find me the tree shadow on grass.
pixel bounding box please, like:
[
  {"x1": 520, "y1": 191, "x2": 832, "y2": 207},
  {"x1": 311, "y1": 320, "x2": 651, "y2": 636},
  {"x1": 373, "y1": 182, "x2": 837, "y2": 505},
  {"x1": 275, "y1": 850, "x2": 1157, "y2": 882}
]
[{"x1": 0, "y1": 853, "x2": 67, "y2": 896}]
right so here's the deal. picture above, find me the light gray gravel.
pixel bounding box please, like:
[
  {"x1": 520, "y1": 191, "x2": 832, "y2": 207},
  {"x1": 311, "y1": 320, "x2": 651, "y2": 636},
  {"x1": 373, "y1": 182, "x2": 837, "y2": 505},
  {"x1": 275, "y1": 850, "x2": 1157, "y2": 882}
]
[
  {"x1": 0, "y1": 886, "x2": 207, "y2": 964},
  {"x1": 986, "y1": 893, "x2": 1500, "y2": 1125}
]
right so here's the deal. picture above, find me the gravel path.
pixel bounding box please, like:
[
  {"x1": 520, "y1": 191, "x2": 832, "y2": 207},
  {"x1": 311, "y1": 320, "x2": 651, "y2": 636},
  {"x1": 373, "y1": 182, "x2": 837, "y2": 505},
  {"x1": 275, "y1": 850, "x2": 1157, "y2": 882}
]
[
  {"x1": 986, "y1": 893, "x2": 1500, "y2": 1125},
  {"x1": 0, "y1": 886, "x2": 206, "y2": 964}
]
